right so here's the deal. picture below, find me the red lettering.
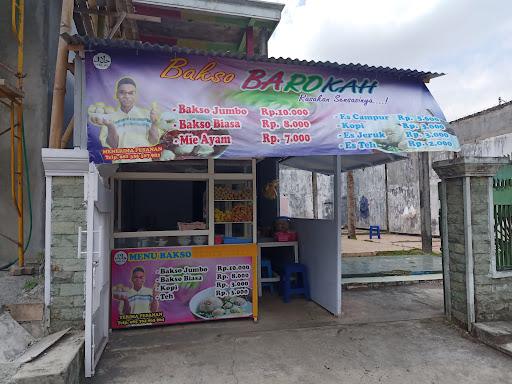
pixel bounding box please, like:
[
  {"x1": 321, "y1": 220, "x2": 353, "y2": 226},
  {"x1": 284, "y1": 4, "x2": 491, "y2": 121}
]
[
  {"x1": 179, "y1": 134, "x2": 199, "y2": 145},
  {"x1": 261, "y1": 71, "x2": 285, "y2": 91},
  {"x1": 241, "y1": 69, "x2": 266, "y2": 90}
]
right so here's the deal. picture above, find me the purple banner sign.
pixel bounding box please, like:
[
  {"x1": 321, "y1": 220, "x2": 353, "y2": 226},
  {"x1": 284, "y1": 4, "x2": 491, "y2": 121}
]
[{"x1": 85, "y1": 48, "x2": 459, "y2": 164}]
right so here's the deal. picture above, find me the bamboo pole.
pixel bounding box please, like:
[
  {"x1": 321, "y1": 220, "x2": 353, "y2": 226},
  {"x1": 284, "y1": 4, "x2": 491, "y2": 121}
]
[
  {"x1": 17, "y1": 103, "x2": 24, "y2": 266},
  {"x1": 48, "y1": 0, "x2": 74, "y2": 148},
  {"x1": 10, "y1": 102, "x2": 20, "y2": 217},
  {"x1": 60, "y1": 118, "x2": 74, "y2": 148}
]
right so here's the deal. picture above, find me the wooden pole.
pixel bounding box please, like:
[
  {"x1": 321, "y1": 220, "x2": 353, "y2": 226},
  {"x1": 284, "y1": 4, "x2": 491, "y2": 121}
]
[
  {"x1": 259, "y1": 27, "x2": 268, "y2": 56},
  {"x1": 246, "y1": 26, "x2": 254, "y2": 56},
  {"x1": 60, "y1": 118, "x2": 74, "y2": 149},
  {"x1": 419, "y1": 152, "x2": 432, "y2": 253},
  {"x1": 48, "y1": 0, "x2": 73, "y2": 148},
  {"x1": 347, "y1": 171, "x2": 357, "y2": 239}
]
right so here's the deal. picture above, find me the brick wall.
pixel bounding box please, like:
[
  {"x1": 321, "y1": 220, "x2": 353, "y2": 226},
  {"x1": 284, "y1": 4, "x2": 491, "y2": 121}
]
[{"x1": 49, "y1": 176, "x2": 87, "y2": 332}]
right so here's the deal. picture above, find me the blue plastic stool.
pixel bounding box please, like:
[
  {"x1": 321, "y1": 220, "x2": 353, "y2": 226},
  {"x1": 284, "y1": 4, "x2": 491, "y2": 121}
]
[
  {"x1": 261, "y1": 259, "x2": 275, "y2": 295},
  {"x1": 280, "y1": 263, "x2": 310, "y2": 303},
  {"x1": 369, "y1": 225, "x2": 381, "y2": 239}
]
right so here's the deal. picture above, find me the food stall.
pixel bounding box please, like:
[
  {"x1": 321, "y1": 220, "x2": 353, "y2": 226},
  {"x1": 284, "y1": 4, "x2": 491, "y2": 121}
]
[
  {"x1": 73, "y1": 35, "x2": 459, "y2": 331},
  {"x1": 110, "y1": 158, "x2": 260, "y2": 327}
]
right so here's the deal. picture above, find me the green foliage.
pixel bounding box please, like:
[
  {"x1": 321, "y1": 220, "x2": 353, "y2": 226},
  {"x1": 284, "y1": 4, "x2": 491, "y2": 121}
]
[{"x1": 23, "y1": 278, "x2": 38, "y2": 291}]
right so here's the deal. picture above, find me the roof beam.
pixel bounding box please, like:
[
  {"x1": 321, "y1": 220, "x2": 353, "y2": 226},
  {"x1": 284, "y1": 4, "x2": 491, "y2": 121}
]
[
  {"x1": 132, "y1": 0, "x2": 284, "y2": 21},
  {"x1": 139, "y1": 34, "x2": 238, "y2": 51},
  {"x1": 108, "y1": 11, "x2": 126, "y2": 38},
  {"x1": 72, "y1": 11, "x2": 87, "y2": 35},
  {"x1": 114, "y1": 0, "x2": 139, "y2": 39},
  {"x1": 238, "y1": 18, "x2": 256, "y2": 54},
  {"x1": 75, "y1": 8, "x2": 161, "y2": 22},
  {"x1": 138, "y1": 17, "x2": 243, "y2": 43},
  {"x1": 75, "y1": 0, "x2": 96, "y2": 36},
  {"x1": 124, "y1": 0, "x2": 140, "y2": 39},
  {"x1": 88, "y1": 0, "x2": 98, "y2": 30}
]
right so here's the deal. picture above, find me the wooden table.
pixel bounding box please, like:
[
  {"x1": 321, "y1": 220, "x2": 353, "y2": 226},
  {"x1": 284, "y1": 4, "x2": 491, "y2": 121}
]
[{"x1": 257, "y1": 240, "x2": 299, "y2": 297}]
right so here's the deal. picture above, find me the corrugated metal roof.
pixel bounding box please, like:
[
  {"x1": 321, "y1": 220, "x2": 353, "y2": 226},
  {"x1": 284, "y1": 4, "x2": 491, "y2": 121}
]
[{"x1": 64, "y1": 34, "x2": 444, "y2": 82}]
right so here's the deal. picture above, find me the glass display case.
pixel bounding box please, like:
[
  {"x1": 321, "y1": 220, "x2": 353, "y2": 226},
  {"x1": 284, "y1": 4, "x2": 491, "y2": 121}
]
[{"x1": 214, "y1": 180, "x2": 254, "y2": 243}]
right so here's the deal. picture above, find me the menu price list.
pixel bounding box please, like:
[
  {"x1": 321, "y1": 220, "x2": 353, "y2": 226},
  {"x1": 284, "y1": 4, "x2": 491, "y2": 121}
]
[
  {"x1": 215, "y1": 264, "x2": 251, "y2": 298},
  {"x1": 337, "y1": 113, "x2": 457, "y2": 151},
  {"x1": 259, "y1": 107, "x2": 314, "y2": 146}
]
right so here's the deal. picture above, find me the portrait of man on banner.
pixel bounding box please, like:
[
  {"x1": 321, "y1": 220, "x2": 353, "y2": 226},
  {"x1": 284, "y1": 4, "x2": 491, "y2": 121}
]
[
  {"x1": 88, "y1": 77, "x2": 164, "y2": 150},
  {"x1": 113, "y1": 266, "x2": 159, "y2": 315}
]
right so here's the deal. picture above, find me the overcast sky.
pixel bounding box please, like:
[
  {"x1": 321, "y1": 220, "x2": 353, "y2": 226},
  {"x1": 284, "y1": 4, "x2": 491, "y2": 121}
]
[{"x1": 267, "y1": 0, "x2": 512, "y2": 121}]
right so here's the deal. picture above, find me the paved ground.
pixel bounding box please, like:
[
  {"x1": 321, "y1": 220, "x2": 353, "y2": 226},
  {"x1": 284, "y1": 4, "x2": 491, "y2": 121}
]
[
  {"x1": 342, "y1": 233, "x2": 442, "y2": 256},
  {"x1": 89, "y1": 284, "x2": 512, "y2": 384},
  {"x1": 343, "y1": 255, "x2": 442, "y2": 276}
]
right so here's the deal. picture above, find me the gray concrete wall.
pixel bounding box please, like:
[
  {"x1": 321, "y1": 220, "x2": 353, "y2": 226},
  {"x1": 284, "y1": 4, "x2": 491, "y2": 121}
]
[
  {"x1": 386, "y1": 155, "x2": 421, "y2": 234},
  {"x1": 49, "y1": 177, "x2": 87, "y2": 332},
  {"x1": 461, "y1": 132, "x2": 512, "y2": 158},
  {"x1": 316, "y1": 172, "x2": 334, "y2": 219},
  {"x1": 279, "y1": 165, "x2": 334, "y2": 220},
  {"x1": 281, "y1": 155, "x2": 445, "y2": 236},
  {"x1": 0, "y1": 1, "x2": 61, "y2": 266},
  {"x1": 352, "y1": 165, "x2": 387, "y2": 230},
  {"x1": 451, "y1": 101, "x2": 512, "y2": 145},
  {"x1": 279, "y1": 165, "x2": 314, "y2": 219}
]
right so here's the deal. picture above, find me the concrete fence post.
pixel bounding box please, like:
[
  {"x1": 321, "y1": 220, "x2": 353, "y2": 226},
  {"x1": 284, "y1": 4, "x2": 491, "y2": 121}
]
[
  {"x1": 42, "y1": 149, "x2": 90, "y2": 333},
  {"x1": 433, "y1": 157, "x2": 512, "y2": 331}
]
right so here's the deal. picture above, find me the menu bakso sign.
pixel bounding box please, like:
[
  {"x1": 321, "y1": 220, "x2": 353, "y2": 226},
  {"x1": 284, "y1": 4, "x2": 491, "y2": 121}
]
[
  {"x1": 85, "y1": 48, "x2": 459, "y2": 164},
  {"x1": 110, "y1": 244, "x2": 257, "y2": 328}
]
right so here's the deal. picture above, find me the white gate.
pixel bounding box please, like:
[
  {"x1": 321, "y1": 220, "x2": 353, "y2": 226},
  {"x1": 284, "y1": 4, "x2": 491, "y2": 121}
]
[{"x1": 84, "y1": 164, "x2": 113, "y2": 377}]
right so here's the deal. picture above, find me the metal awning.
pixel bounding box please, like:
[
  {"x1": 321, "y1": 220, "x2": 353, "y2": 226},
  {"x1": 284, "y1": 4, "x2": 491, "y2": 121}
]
[{"x1": 64, "y1": 34, "x2": 444, "y2": 82}]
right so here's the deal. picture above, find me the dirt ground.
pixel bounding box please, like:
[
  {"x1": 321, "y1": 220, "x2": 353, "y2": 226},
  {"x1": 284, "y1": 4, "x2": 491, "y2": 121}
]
[{"x1": 342, "y1": 232, "x2": 441, "y2": 256}]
